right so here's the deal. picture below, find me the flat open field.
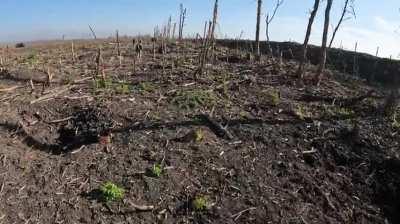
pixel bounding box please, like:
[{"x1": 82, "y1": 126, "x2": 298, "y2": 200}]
[{"x1": 0, "y1": 39, "x2": 399, "y2": 224}]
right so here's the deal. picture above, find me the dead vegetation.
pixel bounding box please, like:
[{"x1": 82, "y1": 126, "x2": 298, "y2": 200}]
[
  {"x1": 0, "y1": 36, "x2": 399, "y2": 224},
  {"x1": 0, "y1": 2, "x2": 399, "y2": 222}
]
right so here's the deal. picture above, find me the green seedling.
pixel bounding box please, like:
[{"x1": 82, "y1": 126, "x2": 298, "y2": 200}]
[
  {"x1": 295, "y1": 105, "x2": 308, "y2": 120},
  {"x1": 115, "y1": 83, "x2": 131, "y2": 94},
  {"x1": 172, "y1": 90, "x2": 216, "y2": 110},
  {"x1": 151, "y1": 163, "x2": 163, "y2": 177},
  {"x1": 99, "y1": 182, "x2": 125, "y2": 202},
  {"x1": 24, "y1": 52, "x2": 38, "y2": 66},
  {"x1": 192, "y1": 195, "x2": 209, "y2": 211},
  {"x1": 138, "y1": 82, "x2": 156, "y2": 93},
  {"x1": 194, "y1": 129, "x2": 204, "y2": 142},
  {"x1": 93, "y1": 78, "x2": 113, "y2": 89},
  {"x1": 391, "y1": 113, "x2": 400, "y2": 129},
  {"x1": 264, "y1": 89, "x2": 281, "y2": 106},
  {"x1": 322, "y1": 105, "x2": 354, "y2": 118}
]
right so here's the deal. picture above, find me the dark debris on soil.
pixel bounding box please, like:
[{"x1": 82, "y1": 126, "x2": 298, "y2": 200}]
[{"x1": 0, "y1": 39, "x2": 399, "y2": 224}]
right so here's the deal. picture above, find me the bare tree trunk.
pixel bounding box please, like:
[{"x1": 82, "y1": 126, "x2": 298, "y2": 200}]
[
  {"x1": 329, "y1": 0, "x2": 351, "y2": 48},
  {"x1": 297, "y1": 0, "x2": 320, "y2": 79},
  {"x1": 197, "y1": 21, "x2": 213, "y2": 79},
  {"x1": 211, "y1": 0, "x2": 218, "y2": 40},
  {"x1": 353, "y1": 41, "x2": 358, "y2": 76},
  {"x1": 178, "y1": 4, "x2": 183, "y2": 40},
  {"x1": 266, "y1": 0, "x2": 284, "y2": 56},
  {"x1": 178, "y1": 4, "x2": 187, "y2": 41},
  {"x1": 71, "y1": 41, "x2": 76, "y2": 64},
  {"x1": 167, "y1": 16, "x2": 172, "y2": 39},
  {"x1": 315, "y1": 0, "x2": 333, "y2": 86},
  {"x1": 255, "y1": 0, "x2": 262, "y2": 60},
  {"x1": 116, "y1": 30, "x2": 122, "y2": 67},
  {"x1": 172, "y1": 23, "x2": 177, "y2": 39},
  {"x1": 210, "y1": 0, "x2": 219, "y2": 62}
]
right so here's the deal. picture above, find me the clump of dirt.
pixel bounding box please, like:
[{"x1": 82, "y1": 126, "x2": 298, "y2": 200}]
[
  {"x1": 58, "y1": 105, "x2": 113, "y2": 150},
  {"x1": 373, "y1": 158, "x2": 400, "y2": 222}
]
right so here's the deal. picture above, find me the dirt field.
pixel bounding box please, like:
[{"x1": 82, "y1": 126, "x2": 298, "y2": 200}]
[{"x1": 0, "y1": 39, "x2": 399, "y2": 224}]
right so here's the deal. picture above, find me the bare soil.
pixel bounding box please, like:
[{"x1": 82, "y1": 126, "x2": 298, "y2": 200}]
[{"x1": 0, "y1": 39, "x2": 399, "y2": 224}]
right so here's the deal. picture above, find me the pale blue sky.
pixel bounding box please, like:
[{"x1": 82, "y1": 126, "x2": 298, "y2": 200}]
[{"x1": 0, "y1": 0, "x2": 399, "y2": 57}]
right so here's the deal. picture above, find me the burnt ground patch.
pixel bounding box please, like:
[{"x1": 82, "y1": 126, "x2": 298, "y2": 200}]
[{"x1": 0, "y1": 39, "x2": 399, "y2": 223}]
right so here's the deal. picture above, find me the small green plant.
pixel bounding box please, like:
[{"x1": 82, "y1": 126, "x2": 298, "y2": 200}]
[
  {"x1": 194, "y1": 129, "x2": 204, "y2": 142},
  {"x1": 294, "y1": 105, "x2": 308, "y2": 120},
  {"x1": 115, "y1": 83, "x2": 131, "y2": 94},
  {"x1": 322, "y1": 105, "x2": 354, "y2": 118},
  {"x1": 151, "y1": 163, "x2": 163, "y2": 177},
  {"x1": 138, "y1": 82, "x2": 156, "y2": 93},
  {"x1": 335, "y1": 107, "x2": 354, "y2": 117},
  {"x1": 93, "y1": 78, "x2": 113, "y2": 89},
  {"x1": 364, "y1": 98, "x2": 379, "y2": 109},
  {"x1": 263, "y1": 89, "x2": 281, "y2": 106},
  {"x1": 391, "y1": 112, "x2": 400, "y2": 129},
  {"x1": 192, "y1": 195, "x2": 209, "y2": 211},
  {"x1": 99, "y1": 182, "x2": 125, "y2": 202},
  {"x1": 172, "y1": 90, "x2": 216, "y2": 110},
  {"x1": 62, "y1": 76, "x2": 73, "y2": 85},
  {"x1": 24, "y1": 52, "x2": 38, "y2": 66}
]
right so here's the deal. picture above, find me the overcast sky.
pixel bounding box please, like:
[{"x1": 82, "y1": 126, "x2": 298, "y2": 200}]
[{"x1": 0, "y1": 0, "x2": 399, "y2": 58}]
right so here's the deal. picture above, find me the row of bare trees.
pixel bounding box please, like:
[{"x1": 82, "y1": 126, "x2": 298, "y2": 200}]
[
  {"x1": 296, "y1": 0, "x2": 355, "y2": 85},
  {"x1": 254, "y1": 0, "x2": 356, "y2": 85}
]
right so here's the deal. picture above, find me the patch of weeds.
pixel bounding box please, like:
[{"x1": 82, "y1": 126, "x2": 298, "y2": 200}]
[
  {"x1": 239, "y1": 110, "x2": 251, "y2": 119},
  {"x1": 363, "y1": 97, "x2": 379, "y2": 109},
  {"x1": 177, "y1": 128, "x2": 205, "y2": 143},
  {"x1": 391, "y1": 113, "x2": 400, "y2": 129},
  {"x1": 172, "y1": 90, "x2": 216, "y2": 110},
  {"x1": 192, "y1": 195, "x2": 209, "y2": 211},
  {"x1": 174, "y1": 57, "x2": 185, "y2": 67},
  {"x1": 193, "y1": 129, "x2": 204, "y2": 142},
  {"x1": 93, "y1": 78, "x2": 113, "y2": 89},
  {"x1": 99, "y1": 182, "x2": 125, "y2": 203},
  {"x1": 138, "y1": 82, "x2": 156, "y2": 93},
  {"x1": 262, "y1": 89, "x2": 281, "y2": 106},
  {"x1": 294, "y1": 105, "x2": 310, "y2": 120},
  {"x1": 24, "y1": 52, "x2": 38, "y2": 66},
  {"x1": 335, "y1": 107, "x2": 354, "y2": 117},
  {"x1": 115, "y1": 83, "x2": 131, "y2": 94},
  {"x1": 149, "y1": 163, "x2": 163, "y2": 178},
  {"x1": 215, "y1": 73, "x2": 230, "y2": 98},
  {"x1": 62, "y1": 76, "x2": 73, "y2": 85},
  {"x1": 323, "y1": 105, "x2": 354, "y2": 118}
]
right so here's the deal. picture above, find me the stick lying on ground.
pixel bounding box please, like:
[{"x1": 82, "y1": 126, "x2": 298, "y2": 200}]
[
  {"x1": 127, "y1": 201, "x2": 154, "y2": 211},
  {"x1": 300, "y1": 90, "x2": 381, "y2": 106},
  {"x1": 30, "y1": 85, "x2": 75, "y2": 104},
  {"x1": 198, "y1": 114, "x2": 234, "y2": 140},
  {"x1": 0, "y1": 85, "x2": 22, "y2": 93}
]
